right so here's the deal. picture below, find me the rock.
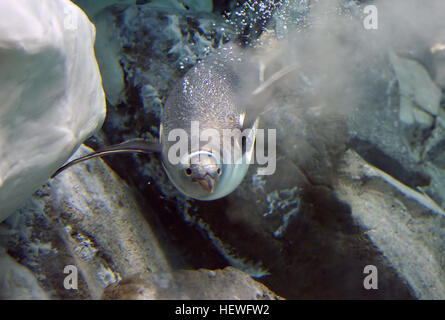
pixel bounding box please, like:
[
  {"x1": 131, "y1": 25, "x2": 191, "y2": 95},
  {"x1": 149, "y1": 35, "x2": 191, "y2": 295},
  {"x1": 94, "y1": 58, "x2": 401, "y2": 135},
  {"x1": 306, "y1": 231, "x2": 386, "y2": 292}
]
[
  {"x1": 92, "y1": 10, "x2": 125, "y2": 106},
  {"x1": 74, "y1": 0, "x2": 213, "y2": 19},
  {"x1": 335, "y1": 149, "x2": 445, "y2": 299},
  {"x1": 389, "y1": 51, "x2": 442, "y2": 121},
  {"x1": 422, "y1": 163, "x2": 445, "y2": 209},
  {"x1": 72, "y1": 0, "x2": 135, "y2": 18},
  {"x1": 0, "y1": 0, "x2": 105, "y2": 221},
  {"x1": 140, "y1": 0, "x2": 213, "y2": 13},
  {"x1": 437, "y1": 108, "x2": 445, "y2": 128},
  {"x1": 1, "y1": 145, "x2": 175, "y2": 299},
  {"x1": 399, "y1": 97, "x2": 435, "y2": 126},
  {"x1": 0, "y1": 249, "x2": 49, "y2": 300},
  {"x1": 102, "y1": 267, "x2": 282, "y2": 300}
]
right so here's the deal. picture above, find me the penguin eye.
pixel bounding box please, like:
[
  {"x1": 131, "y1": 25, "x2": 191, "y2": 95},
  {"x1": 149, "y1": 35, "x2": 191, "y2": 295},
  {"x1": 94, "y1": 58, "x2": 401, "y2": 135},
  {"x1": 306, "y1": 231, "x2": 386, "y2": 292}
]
[
  {"x1": 185, "y1": 168, "x2": 192, "y2": 176},
  {"x1": 216, "y1": 168, "x2": 222, "y2": 176}
]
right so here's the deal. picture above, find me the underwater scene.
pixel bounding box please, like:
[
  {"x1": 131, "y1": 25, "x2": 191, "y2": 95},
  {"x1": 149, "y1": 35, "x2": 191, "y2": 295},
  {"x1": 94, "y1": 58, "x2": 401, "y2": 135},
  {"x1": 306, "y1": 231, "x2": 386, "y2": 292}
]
[{"x1": 1, "y1": 0, "x2": 445, "y2": 301}]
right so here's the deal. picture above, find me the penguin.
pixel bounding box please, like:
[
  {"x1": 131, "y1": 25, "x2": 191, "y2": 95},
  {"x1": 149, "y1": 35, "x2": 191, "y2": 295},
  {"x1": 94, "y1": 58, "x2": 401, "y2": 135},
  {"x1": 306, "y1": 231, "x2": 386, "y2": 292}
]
[{"x1": 52, "y1": 44, "x2": 259, "y2": 200}]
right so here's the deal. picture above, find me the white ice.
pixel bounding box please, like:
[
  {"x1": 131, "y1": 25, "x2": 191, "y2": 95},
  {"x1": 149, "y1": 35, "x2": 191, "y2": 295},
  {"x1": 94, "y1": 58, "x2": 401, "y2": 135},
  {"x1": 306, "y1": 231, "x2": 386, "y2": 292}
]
[{"x1": 0, "y1": 0, "x2": 106, "y2": 221}]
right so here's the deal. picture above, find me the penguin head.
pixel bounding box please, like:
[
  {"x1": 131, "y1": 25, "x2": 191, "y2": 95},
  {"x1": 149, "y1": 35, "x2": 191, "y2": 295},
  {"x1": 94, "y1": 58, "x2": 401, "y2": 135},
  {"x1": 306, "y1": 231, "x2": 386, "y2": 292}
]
[
  {"x1": 184, "y1": 151, "x2": 222, "y2": 193},
  {"x1": 163, "y1": 150, "x2": 226, "y2": 200},
  {"x1": 161, "y1": 118, "x2": 259, "y2": 201}
]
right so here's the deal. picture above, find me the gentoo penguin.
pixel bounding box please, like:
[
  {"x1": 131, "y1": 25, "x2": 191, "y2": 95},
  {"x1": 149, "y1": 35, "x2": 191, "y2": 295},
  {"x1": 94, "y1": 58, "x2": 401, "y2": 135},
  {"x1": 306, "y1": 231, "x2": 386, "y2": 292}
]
[{"x1": 52, "y1": 44, "x2": 259, "y2": 200}]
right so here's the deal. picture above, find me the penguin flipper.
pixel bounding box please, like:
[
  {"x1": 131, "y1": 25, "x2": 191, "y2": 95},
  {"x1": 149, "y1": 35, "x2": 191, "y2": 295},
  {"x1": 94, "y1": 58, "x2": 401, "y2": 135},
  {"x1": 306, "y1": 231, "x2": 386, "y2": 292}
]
[{"x1": 51, "y1": 139, "x2": 161, "y2": 178}]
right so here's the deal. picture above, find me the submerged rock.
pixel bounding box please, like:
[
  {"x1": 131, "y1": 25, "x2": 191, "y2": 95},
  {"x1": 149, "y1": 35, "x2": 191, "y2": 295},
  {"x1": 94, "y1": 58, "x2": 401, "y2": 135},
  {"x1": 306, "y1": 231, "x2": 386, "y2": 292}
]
[
  {"x1": 102, "y1": 267, "x2": 282, "y2": 300},
  {"x1": 388, "y1": 51, "x2": 443, "y2": 161},
  {"x1": 1, "y1": 145, "x2": 174, "y2": 299},
  {"x1": 389, "y1": 51, "x2": 441, "y2": 122},
  {"x1": 335, "y1": 150, "x2": 445, "y2": 299}
]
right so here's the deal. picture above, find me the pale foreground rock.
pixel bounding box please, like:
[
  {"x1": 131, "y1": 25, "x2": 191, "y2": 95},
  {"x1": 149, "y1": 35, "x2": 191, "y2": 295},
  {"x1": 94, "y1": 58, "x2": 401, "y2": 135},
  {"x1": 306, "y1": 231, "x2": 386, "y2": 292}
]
[
  {"x1": 1, "y1": 146, "x2": 172, "y2": 299},
  {"x1": 0, "y1": 0, "x2": 105, "y2": 221},
  {"x1": 0, "y1": 249, "x2": 48, "y2": 300},
  {"x1": 335, "y1": 150, "x2": 445, "y2": 299},
  {"x1": 102, "y1": 267, "x2": 282, "y2": 300}
]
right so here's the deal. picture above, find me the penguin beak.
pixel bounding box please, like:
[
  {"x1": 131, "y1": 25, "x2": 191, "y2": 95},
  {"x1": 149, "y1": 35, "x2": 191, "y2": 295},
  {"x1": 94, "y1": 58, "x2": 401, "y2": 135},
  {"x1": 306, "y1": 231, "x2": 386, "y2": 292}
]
[{"x1": 196, "y1": 175, "x2": 215, "y2": 193}]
